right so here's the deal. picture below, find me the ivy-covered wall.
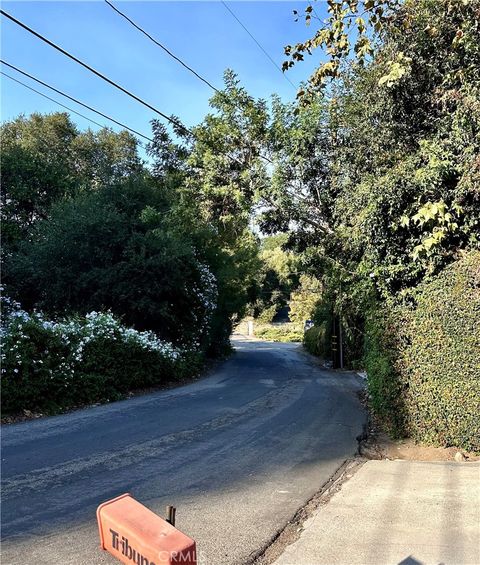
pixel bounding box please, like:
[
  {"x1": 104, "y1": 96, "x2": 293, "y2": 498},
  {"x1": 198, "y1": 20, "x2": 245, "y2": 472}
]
[{"x1": 365, "y1": 251, "x2": 480, "y2": 452}]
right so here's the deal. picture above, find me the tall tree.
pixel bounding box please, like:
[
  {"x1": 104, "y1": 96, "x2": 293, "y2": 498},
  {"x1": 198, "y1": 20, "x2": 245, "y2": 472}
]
[{"x1": 1, "y1": 113, "x2": 143, "y2": 249}]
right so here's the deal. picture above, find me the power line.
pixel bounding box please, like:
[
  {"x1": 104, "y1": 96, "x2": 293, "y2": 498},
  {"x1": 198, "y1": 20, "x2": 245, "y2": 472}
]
[
  {"x1": 103, "y1": 0, "x2": 276, "y2": 164},
  {"x1": 100, "y1": 4, "x2": 303, "y2": 183},
  {"x1": 220, "y1": 1, "x2": 297, "y2": 91},
  {"x1": 103, "y1": 0, "x2": 290, "y2": 168},
  {"x1": 1, "y1": 8, "x2": 315, "y2": 214},
  {"x1": 2, "y1": 71, "x2": 110, "y2": 132},
  {"x1": 104, "y1": 0, "x2": 219, "y2": 93},
  {"x1": 0, "y1": 10, "x2": 254, "y2": 169},
  {"x1": 0, "y1": 9, "x2": 276, "y2": 164},
  {"x1": 0, "y1": 8, "x2": 192, "y2": 136},
  {"x1": 1, "y1": 60, "x2": 153, "y2": 142}
]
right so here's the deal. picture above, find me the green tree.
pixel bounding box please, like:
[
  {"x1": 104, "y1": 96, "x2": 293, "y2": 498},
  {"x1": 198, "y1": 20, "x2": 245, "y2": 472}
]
[
  {"x1": 253, "y1": 0, "x2": 479, "y2": 368},
  {"x1": 268, "y1": 0, "x2": 479, "y2": 295},
  {"x1": 1, "y1": 113, "x2": 79, "y2": 247},
  {"x1": 6, "y1": 178, "x2": 218, "y2": 350},
  {"x1": 289, "y1": 275, "x2": 322, "y2": 324},
  {"x1": 1, "y1": 113, "x2": 143, "y2": 249},
  {"x1": 151, "y1": 71, "x2": 269, "y2": 343},
  {"x1": 248, "y1": 234, "x2": 300, "y2": 319},
  {"x1": 71, "y1": 127, "x2": 143, "y2": 188}
]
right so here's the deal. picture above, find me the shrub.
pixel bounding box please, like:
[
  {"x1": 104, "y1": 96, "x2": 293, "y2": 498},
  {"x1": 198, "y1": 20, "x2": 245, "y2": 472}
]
[
  {"x1": 401, "y1": 251, "x2": 480, "y2": 450},
  {"x1": 365, "y1": 251, "x2": 480, "y2": 452},
  {"x1": 289, "y1": 275, "x2": 322, "y2": 324},
  {"x1": 1, "y1": 310, "x2": 75, "y2": 413},
  {"x1": 255, "y1": 323, "x2": 303, "y2": 342},
  {"x1": 303, "y1": 324, "x2": 329, "y2": 359},
  {"x1": 304, "y1": 295, "x2": 336, "y2": 363},
  {"x1": 1, "y1": 303, "x2": 198, "y2": 414},
  {"x1": 5, "y1": 180, "x2": 218, "y2": 351},
  {"x1": 363, "y1": 308, "x2": 408, "y2": 436},
  {"x1": 256, "y1": 305, "x2": 278, "y2": 324}
]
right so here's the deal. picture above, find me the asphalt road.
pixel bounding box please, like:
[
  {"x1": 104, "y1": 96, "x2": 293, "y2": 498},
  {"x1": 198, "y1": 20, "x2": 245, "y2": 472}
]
[{"x1": 1, "y1": 336, "x2": 366, "y2": 565}]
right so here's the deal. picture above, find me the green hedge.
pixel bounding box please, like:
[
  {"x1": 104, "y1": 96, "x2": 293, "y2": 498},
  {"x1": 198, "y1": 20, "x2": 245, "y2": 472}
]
[
  {"x1": 364, "y1": 308, "x2": 409, "y2": 436},
  {"x1": 255, "y1": 324, "x2": 303, "y2": 342},
  {"x1": 303, "y1": 324, "x2": 330, "y2": 358},
  {"x1": 1, "y1": 308, "x2": 202, "y2": 414},
  {"x1": 365, "y1": 251, "x2": 480, "y2": 452}
]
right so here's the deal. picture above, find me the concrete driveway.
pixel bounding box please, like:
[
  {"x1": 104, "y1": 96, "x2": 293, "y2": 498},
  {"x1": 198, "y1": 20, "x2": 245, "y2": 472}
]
[
  {"x1": 273, "y1": 460, "x2": 480, "y2": 565},
  {"x1": 1, "y1": 336, "x2": 365, "y2": 565}
]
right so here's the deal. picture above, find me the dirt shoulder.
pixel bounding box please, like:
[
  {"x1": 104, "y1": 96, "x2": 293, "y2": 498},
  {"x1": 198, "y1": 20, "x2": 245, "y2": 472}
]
[{"x1": 359, "y1": 430, "x2": 480, "y2": 462}]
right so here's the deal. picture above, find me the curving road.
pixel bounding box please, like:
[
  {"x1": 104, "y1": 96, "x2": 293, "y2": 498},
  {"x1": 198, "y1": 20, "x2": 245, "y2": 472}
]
[{"x1": 1, "y1": 336, "x2": 366, "y2": 565}]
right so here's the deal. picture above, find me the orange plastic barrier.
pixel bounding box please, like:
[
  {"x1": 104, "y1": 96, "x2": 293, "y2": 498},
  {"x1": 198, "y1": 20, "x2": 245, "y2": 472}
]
[{"x1": 97, "y1": 494, "x2": 196, "y2": 565}]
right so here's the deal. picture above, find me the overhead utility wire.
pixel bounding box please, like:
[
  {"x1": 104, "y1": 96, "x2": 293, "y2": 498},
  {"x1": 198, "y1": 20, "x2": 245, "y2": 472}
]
[
  {"x1": 0, "y1": 9, "x2": 192, "y2": 136},
  {"x1": 0, "y1": 10, "x2": 251, "y2": 169},
  {"x1": 104, "y1": 0, "x2": 220, "y2": 93},
  {"x1": 1, "y1": 10, "x2": 320, "y2": 218},
  {"x1": 1, "y1": 60, "x2": 153, "y2": 142},
  {"x1": 220, "y1": 1, "x2": 297, "y2": 91},
  {"x1": 2, "y1": 71, "x2": 108, "y2": 132},
  {"x1": 103, "y1": 0, "x2": 275, "y2": 166}
]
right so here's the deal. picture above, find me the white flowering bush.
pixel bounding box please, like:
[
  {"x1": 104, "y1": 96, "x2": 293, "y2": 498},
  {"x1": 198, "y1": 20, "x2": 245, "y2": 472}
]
[
  {"x1": 1, "y1": 297, "x2": 199, "y2": 414},
  {"x1": 60, "y1": 311, "x2": 182, "y2": 363},
  {"x1": 189, "y1": 261, "x2": 218, "y2": 350}
]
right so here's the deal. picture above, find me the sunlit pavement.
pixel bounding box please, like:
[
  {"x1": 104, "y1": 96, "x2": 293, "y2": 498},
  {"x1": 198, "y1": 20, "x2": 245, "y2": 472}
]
[{"x1": 274, "y1": 459, "x2": 480, "y2": 565}]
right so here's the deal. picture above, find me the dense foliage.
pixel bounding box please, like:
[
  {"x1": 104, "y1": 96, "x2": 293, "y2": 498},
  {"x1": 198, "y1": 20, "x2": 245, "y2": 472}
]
[
  {"x1": 269, "y1": 0, "x2": 480, "y2": 448},
  {"x1": 365, "y1": 251, "x2": 480, "y2": 451},
  {"x1": 249, "y1": 234, "x2": 299, "y2": 322},
  {"x1": 303, "y1": 325, "x2": 329, "y2": 359},
  {"x1": 1, "y1": 89, "x2": 264, "y2": 412},
  {"x1": 2, "y1": 1, "x2": 478, "y2": 449},
  {"x1": 1, "y1": 113, "x2": 142, "y2": 251},
  {"x1": 2, "y1": 101, "x2": 263, "y2": 355},
  {"x1": 7, "y1": 179, "x2": 218, "y2": 349},
  {"x1": 1, "y1": 297, "x2": 197, "y2": 413},
  {"x1": 289, "y1": 275, "x2": 322, "y2": 324}
]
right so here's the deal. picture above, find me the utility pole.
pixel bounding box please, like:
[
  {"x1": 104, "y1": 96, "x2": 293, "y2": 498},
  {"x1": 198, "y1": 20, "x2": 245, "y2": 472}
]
[
  {"x1": 338, "y1": 313, "x2": 344, "y2": 369},
  {"x1": 331, "y1": 306, "x2": 338, "y2": 369},
  {"x1": 339, "y1": 284, "x2": 344, "y2": 369}
]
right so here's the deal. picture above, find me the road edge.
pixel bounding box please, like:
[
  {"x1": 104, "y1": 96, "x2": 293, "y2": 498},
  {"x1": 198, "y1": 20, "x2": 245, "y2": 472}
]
[{"x1": 248, "y1": 457, "x2": 367, "y2": 565}]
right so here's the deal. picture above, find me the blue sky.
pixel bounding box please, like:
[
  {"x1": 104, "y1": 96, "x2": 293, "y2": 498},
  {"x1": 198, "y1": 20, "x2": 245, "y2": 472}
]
[{"x1": 1, "y1": 1, "x2": 326, "y2": 147}]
